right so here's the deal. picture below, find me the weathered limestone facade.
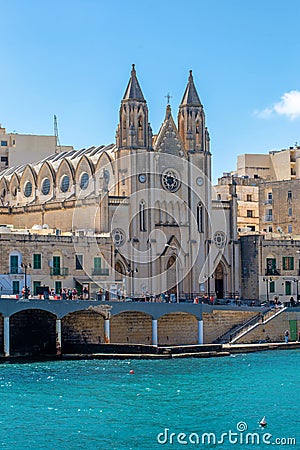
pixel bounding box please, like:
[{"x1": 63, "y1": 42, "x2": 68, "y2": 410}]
[
  {"x1": 259, "y1": 178, "x2": 300, "y2": 235},
  {"x1": 240, "y1": 234, "x2": 300, "y2": 302},
  {"x1": 215, "y1": 175, "x2": 260, "y2": 233},
  {"x1": 0, "y1": 66, "x2": 240, "y2": 300},
  {"x1": 0, "y1": 232, "x2": 112, "y2": 296}
]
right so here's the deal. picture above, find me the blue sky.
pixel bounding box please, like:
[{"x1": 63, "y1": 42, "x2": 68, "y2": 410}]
[{"x1": 1, "y1": 0, "x2": 300, "y2": 181}]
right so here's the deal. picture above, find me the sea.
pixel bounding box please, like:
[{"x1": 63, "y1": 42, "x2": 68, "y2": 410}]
[{"x1": 0, "y1": 350, "x2": 299, "y2": 450}]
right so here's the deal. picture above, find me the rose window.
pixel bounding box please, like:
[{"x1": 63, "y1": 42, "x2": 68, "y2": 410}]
[
  {"x1": 112, "y1": 228, "x2": 126, "y2": 247},
  {"x1": 213, "y1": 231, "x2": 226, "y2": 249},
  {"x1": 161, "y1": 169, "x2": 180, "y2": 192}
]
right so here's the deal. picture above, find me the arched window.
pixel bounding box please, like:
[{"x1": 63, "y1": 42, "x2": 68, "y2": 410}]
[
  {"x1": 24, "y1": 181, "x2": 32, "y2": 197},
  {"x1": 197, "y1": 203, "x2": 203, "y2": 232},
  {"x1": 41, "y1": 178, "x2": 51, "y2": 195},
  {"x1": 139, "y1": 201, "x2": 146, "y2": 231},
  {"x1": 60, "y1": 175, "x2": 70, "y2": 193},
  {"x1": 80, "y1": 172, "x2": 89, "y2": 190}
]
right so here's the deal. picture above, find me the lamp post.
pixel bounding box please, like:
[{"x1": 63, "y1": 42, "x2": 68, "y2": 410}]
[
  {"x1": 262, "y1": 277, "x2": 269, "y2": 304},
  {"x1": 21, "y1": 262, "x2": 32, "y2": 300},
  {"x1": 127, "y1": 265, "x2": 138, "y2": 300},
  {"x1": 165, "y1": 244, "x2": 179, "y2": 303},
  {"x1": 292, "y1": 278, "x2": 299, "y2": 301}
]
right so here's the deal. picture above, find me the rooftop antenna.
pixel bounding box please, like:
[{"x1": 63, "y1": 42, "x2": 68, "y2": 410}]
[{"x1": 54, "y1": 115, "x2": 61, "y2": 153}]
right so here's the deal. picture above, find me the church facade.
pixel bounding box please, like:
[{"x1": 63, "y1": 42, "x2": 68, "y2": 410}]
[{"x1": 0, "y1": 66, "x2": 240, "y2": 299}]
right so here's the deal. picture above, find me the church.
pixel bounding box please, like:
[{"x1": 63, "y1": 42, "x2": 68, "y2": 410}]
[{"x1": 0, "y1": 65, "x2": 240, "y2": 300}]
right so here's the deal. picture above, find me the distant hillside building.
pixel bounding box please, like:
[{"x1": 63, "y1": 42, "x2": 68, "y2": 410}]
[
  {"x1": 0, "y1": 123, "x2": 73, "y2": 171},
  {"x1": 215, "y1": 175, "x2": 260, "y2": 233},
  {"x1": 237, "y1": 146, "x2": 300, "y2": 181},
  {"x1": 216, "y1": 145, "x2": 300, "y2": 236}
]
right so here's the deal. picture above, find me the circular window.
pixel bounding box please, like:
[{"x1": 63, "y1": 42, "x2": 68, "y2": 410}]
[
  {"x1": 213, "y1": 231, "x2": 226, "y2": 249},
  {"x1": 41, "y1": 178, "x2": 51, "y2": 195},
  {"x1": 196, "y1": 176, "x2": 204, "y2": 186},
  {"x1": 24, "y1": 181, "x2": 32, "y2": 197},
  {"x1": 138, "y1": 174, "x2": 147, "y2": 183},
  {"x1": 60, "y1": 175, "x2": 70, "y2": 193},
  {"x1": 112, "y1": 228, "x2": 126, "y2": 247},
  {"x1": 80, "y1": 173, "x2": 89, "y2": 190},
  {"x1": 161, "y1": 169, "x2": 180, "y2": 192}
]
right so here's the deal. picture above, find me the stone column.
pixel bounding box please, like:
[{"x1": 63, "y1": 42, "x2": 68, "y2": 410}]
[
  {"x1": 4, "y1": 316, "x2": 10, "y2": 357},
  {"x1": 198, "y1": 320, "x2": 203, "y2": 344},
  {"x1": 56, "y1": 319, "x2": 62, "y2": 355},
  {"x1": 152, "y1": 319, "x2": 158, "y2": 346},
  {"x1": 104, "y1": 318, "x2": 110, "y2": 343}
]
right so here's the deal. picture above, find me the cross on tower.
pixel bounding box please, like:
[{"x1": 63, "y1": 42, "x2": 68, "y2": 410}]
[{"x1": 165, "y1": 93, "x2": 172, "y2": 105}]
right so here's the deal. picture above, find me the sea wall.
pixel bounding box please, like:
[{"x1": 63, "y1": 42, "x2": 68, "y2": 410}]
[
  {"x1": 3, "y1": 301, "x2": 295, "y2": 356},
  {"x1": 235, "y1": 310, "x2": 300, "y2": 344}
]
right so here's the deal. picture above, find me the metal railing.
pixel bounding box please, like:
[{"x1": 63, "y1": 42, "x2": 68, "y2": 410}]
[
  {"x1": 92, "y1": 268, "x2": 110, "y2": 276},
  {"x1": 264, "y1": 215, "x2": 273, "y2": 222},
  {"x1": 265, "y1": 268, "x2": 280, "y2": 275},
  {"x1": 50, "y1": 267, "x2": 69, "y2": 276},
  {"x1": 229, "y1": 312, "x2": 264, "y2": 342}
]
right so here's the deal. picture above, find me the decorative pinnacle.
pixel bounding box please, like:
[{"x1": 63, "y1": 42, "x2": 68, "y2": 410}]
[
  {"x1": 165, "y1": 104, "x2": 172, "y2": 120},
  {"x1": 189, "y1": 70, "x2": 193, "y2": 81},
  {"x1": 131, "y1": 64, "x2": 136, "y2": 75}
]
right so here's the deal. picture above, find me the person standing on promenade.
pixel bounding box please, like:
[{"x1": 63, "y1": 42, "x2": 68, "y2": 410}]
[{"x1": 284, "y1": 329, "x2": 289, "y2": 344}]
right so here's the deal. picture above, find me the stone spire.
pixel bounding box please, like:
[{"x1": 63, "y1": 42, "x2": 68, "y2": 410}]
[
  {"x1": 122, "y1": 64, "x2": 145, "y2": 101},
  {"x1": 116, "y1": 65, "x2": 152, "y2": 150},
  {"x1": 180, "y1": 70, "x2": 202, "y2": 107},
  {"x1": 178, "y1": 70, "x2": 207, "y2": 152}
]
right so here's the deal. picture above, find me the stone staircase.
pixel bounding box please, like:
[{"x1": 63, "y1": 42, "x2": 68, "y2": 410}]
[
  {"x1": 230, "y1": 307, "x2": 287, "y2": 344},
  {"x1": 213, "y1": 312, "x2": 262, "y2": 344}
]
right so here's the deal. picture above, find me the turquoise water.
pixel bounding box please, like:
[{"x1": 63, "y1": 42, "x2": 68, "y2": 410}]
[{"x1": 0, "y1": 351, "x2": 299, "y2": 449}]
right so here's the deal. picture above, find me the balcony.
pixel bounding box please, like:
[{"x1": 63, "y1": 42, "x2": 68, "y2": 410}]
[
  {"x1": 92, "y1": 268, "x2": 109, "y2": 276},
  {"x1": 265, "y1": 269, "x2": 280, "y2": 276},
  {"x1": 264, "y1": 215, "x2": 273, "y2": 222},
  {"x1": 10, "y1": 268, "x2": 21, "y2": 274},
  {"x1": 50, "y1": 267, "x2": 69, "y2": 276},
  {"x1": 263, "y1": 199, "x2": 273, "y2": 205}
]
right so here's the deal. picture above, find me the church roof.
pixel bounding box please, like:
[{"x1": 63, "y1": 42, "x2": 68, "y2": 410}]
[
  {"x1": 0, "y1": 144, "x2": 116, "y2": 180},
  {"x1": 154, "y1": 105, "x2": 186, "y2": 157},
  {"x1": 180, "y1": 70, "x2": 202, "y2": 106},
  {"x1": 122, "y1": 64, "x2": 145, "y2": 101}
]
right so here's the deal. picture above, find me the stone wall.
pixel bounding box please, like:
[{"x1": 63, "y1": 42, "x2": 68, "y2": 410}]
[
  {"x1": 62, "y1": 311, "x2": 105, "y2": 352},
  {"x1": 203, "y1": 310, "x2": 257, "y2": 343},
  {"x1": 158, "y1": 313, "x2": 198, "y2": 346},
  {"x1": 0, "y1": 315, "x2": 3, "y2": 354},
  {"x1": 10, "y1": 309, "x2": 56, "y2": 356},
  {"x1": 0, "y1": 308, "x2": 278, "y2": 356},
  {"x1": 235, "y1": 311, "x2": 300, "y2": 344},
  {"x1": 240, "y1": 235, "x2": 259, "y2": 300},
  {"x1": 110, "y1": 312, "x2": 152, "y2": 345}
]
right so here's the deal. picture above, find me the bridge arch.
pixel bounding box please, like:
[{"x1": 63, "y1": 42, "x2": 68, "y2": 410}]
[
  {"x1": 10, "y1": 309, "x2": 57, "y2": 356},
  {"x1": 158, "y1": 312, "x2": 198, "y2": 346},
  {"x1": 62, "y1": 310, "x2": 105, "y2": 353},
  {"x1": 110, "y1": 311, "x2": 153, "y2": 344}
]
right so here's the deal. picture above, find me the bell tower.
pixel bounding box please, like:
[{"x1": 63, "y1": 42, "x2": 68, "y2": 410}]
[
  {"x1": 178, "y1": 70, "x2": 209, "y2": 153},
  {"x1": 116, "y1": 64, "x2": 152, "y2": 150}
]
